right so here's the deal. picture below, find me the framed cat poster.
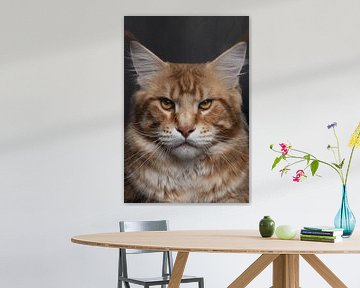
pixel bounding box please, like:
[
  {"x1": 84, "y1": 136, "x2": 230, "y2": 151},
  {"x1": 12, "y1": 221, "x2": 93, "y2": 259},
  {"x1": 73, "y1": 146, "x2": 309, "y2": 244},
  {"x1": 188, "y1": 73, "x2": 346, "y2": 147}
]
[{"x1": 124, "y1": 16, "x2": 249, "y2": 203}]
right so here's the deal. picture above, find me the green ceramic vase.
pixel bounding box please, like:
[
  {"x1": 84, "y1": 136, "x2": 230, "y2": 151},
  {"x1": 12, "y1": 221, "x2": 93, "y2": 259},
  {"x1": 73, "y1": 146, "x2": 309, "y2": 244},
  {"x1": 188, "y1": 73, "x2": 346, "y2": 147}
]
[{"x1": 259, "y1": 216, "x2": 275, "y2": 238}]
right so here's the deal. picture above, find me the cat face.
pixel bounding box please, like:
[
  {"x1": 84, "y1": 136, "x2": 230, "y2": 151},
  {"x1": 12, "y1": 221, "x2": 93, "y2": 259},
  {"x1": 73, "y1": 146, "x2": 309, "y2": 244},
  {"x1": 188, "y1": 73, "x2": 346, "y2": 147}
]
[{"x1": 129, "y1": 41, "x2": 247, "y2": 160}]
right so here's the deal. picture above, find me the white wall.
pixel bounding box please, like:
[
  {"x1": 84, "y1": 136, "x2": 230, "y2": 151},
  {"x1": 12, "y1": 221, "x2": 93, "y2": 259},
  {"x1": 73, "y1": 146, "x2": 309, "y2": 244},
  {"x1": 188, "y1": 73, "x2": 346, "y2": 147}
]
[{"x1": 1, "y1": 0, "x2": 360, "y2": 287}]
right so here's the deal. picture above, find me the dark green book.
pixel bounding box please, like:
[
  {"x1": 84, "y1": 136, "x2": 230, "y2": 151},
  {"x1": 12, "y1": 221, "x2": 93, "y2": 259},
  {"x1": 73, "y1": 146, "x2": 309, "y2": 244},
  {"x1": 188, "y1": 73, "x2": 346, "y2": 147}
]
[
  {"x1": 300, "y1": 235, "x2": 342, "y2": 243},
  {"x1": 300, "y1": 234, "x2": 339, "y2": 240}
]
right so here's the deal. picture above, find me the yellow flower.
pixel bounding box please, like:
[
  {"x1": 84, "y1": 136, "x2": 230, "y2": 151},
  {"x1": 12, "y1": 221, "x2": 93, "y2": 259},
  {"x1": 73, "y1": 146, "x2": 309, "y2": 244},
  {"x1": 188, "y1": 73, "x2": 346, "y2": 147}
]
[{"x1": 349, "y1": 122, "x2": 360, "y2": 148}]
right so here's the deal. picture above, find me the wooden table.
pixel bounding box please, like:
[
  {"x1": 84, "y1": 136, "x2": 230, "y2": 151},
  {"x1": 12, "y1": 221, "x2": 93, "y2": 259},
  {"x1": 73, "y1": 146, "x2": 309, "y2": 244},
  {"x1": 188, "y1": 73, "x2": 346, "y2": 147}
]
[{"x1": 71, "y1": 230, "x2": 360, "y2": 288}]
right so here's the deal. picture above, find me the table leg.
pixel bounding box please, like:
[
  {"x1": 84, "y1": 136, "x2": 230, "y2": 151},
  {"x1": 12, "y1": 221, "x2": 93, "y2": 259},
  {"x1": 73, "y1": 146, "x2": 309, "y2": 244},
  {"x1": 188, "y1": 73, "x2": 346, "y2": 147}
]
[
  {"x1": 168, "y1": 252, "x2": 189, "y2": 288},
  {"x1": 228, "y1": 253, "x2": 348, "y2": 288},
  {"x1": 272, "y1": 254, "x2": 299, "y2": 288},
  {"x1": 228, "y1": 254, "x2": 279, "y2": 288},
  {"x1": 301, "y1": 254, "x2": 347, "y2": 288}
]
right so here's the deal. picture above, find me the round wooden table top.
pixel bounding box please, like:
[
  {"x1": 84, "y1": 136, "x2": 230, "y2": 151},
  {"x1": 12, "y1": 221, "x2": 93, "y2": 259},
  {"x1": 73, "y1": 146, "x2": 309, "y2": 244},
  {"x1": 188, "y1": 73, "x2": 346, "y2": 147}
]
[{"x1": 71, "y1": 230, "x2": 360, "y2": 254}]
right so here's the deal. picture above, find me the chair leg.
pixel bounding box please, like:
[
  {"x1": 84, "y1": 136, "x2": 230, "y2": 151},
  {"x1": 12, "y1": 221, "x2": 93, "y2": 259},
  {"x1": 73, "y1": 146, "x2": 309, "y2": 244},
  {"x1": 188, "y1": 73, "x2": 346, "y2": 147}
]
[
  {"x1": 118, "y1": 253, "x2": 123, "y2": 288},
  {"x1": 198, "y1": 278, "x2": 204, "y2": 288},
  {"x1": 118, "y1": 279, "x2": 130, "y2": 288}
]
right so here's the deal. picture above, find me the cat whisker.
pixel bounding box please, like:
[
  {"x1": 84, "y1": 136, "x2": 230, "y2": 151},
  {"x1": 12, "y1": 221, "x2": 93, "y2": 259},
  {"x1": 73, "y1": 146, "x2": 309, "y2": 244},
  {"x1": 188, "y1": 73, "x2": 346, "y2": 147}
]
[
  {"x1": 125, "y1": 139, "x2": 162, "y2": 166},
  {"x1": 211, "y1": 144, "x2": 249, "y2": 156},
  {"x1": 125, "y1": 143, "x2": 164, "y2": 180},
  {"x1": 129, "y1": 129, "x2": 158, "y2": 137},
  {"x1": 125, "y1": 148, "x2": 155, "y2": 166},
  {"x1": 218, "y1": 153, "x2": 239, "y2": 176},
  {"x1": 129, "y1": 127, "x2": 159, "y2": 138},
  {"x1": 216, "y1": 149, "x2": 249, "y2": 160},
  {"x1": 125, "y1": 149, "x2": 148, "y2": 162},
  {"x1": 214, "y1": 134, "x2": 248, "y2": 141},
  {"x1": 225, "y1": 141, "x2": 249, "y2": 150}
]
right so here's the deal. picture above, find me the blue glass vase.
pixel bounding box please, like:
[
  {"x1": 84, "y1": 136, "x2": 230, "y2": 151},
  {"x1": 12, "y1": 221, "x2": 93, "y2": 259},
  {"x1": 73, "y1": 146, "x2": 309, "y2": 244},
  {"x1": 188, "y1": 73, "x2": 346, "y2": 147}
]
[{"x1": 334, "y1": 185, "x2": 356, "y2": 237}]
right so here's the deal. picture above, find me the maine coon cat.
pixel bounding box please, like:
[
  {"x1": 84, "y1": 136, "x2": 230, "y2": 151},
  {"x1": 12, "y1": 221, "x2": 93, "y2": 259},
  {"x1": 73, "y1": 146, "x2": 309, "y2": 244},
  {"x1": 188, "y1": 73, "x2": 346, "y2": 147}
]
[{"x1": 125, "y1": 41, "x2": 249, "y2": 203}]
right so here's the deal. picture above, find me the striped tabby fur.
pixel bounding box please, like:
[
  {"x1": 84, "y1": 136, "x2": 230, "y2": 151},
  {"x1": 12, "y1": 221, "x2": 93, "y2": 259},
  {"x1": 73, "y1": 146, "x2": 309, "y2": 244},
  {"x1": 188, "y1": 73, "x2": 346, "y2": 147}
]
[{"x1": 125, "y1": 41, "x2": 249, "y2": 203}]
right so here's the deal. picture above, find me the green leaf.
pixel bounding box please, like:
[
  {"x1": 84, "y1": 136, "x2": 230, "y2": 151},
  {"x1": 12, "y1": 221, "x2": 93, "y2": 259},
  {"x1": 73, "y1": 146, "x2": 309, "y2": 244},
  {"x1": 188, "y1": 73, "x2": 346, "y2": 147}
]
[
  {"x1": 270, "y1": 144, "x2": 274, "y2": 149},
  {"x1": 339, "y1": 159, "x2": 345, "y2": 169},
  {"x1": 280, "y1": 167, "x2": 290, "y2": 177},
  {"x1": 332, "y1": 163, "x2": 341, "y2": 169},
  {"x1": 304, "y1": 154, "x2": 311, "y2": 164},
  {"x1": 310, "y1": 160, "x2": 319, "y2": 176},
  {"x1": 332, "y1": 159, "x2": 345, "y2": 169},
  {"x1": 271, "y1": 156, "x2": 282, "y2": 170}
]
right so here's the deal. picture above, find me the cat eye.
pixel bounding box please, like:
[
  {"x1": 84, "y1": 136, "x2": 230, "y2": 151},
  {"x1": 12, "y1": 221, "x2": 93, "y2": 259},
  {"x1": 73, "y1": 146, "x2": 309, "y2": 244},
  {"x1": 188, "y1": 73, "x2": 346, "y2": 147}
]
[
  {"x1": 159, "y1": 97, "x2": 175, "y2": 110},
  {"x1": 198, "y1": 99, "x2": 213, "y2": 110}
]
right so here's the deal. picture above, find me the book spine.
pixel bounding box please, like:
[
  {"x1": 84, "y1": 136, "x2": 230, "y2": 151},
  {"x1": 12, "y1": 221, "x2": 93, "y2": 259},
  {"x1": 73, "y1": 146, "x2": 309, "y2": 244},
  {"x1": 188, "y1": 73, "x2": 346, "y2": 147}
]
[
  {"x1": 300, "y1": 237, "x2": 337, "y2": 243},
  {"x1": 301, "y1": 230, "x2": 336, "y2": 236},
  {"x1": 300, "y1": 234, "x2": 337, "y2": 240}
]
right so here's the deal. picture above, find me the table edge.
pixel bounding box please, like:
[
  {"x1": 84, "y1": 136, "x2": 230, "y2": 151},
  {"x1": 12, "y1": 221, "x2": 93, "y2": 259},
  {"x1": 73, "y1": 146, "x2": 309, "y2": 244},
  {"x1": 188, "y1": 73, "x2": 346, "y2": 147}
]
[{"x1": 71, "y1": 236, "x2": 360, "y2": 255}]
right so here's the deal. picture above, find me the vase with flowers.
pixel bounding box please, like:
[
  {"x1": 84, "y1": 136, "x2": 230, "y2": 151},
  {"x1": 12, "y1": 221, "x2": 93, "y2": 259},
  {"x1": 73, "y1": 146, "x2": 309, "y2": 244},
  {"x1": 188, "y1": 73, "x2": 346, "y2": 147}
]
[{"x1": 270, "y1": 122, "x2": 360, "y2": 237}]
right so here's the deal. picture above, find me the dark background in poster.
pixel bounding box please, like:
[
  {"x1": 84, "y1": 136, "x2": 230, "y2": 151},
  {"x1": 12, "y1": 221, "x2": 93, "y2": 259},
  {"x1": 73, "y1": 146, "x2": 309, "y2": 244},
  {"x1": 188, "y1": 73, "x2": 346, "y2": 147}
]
[{"x1": 124, "y1": 16, "x2": 249, "y2": 126}]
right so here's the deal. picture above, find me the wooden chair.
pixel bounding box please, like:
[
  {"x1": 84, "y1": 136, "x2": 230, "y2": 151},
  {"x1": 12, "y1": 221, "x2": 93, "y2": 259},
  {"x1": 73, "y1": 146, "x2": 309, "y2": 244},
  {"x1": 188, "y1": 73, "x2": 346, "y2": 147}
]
[{"x1": 118, "y1": 220, "x2": 204, "y2": 288}]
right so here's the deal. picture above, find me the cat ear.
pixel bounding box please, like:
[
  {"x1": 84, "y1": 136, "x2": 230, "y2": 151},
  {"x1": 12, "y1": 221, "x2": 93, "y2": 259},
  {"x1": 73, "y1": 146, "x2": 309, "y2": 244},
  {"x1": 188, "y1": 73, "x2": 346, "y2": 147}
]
[
  {"x1": 130, "y1": 41, "x2": 167, "y2": 86},
  {"x1": 210, "y1": 42, "x2": 247, "y2": 89}
]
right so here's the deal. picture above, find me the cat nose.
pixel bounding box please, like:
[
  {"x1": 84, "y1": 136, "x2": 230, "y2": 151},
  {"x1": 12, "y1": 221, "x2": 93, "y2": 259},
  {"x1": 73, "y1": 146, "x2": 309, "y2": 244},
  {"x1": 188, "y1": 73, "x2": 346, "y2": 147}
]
[{"x1": 176, "y1": 126, "x2": 195, "y2": 138}]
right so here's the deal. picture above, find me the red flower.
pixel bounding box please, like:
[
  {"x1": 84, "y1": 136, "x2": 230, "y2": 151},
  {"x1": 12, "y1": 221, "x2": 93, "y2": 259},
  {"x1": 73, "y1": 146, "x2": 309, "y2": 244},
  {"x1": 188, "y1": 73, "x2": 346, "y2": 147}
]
[
  {"x1": 293, "y1": 170, "x2": 306, "y2": 182},
  {"x1": 279, "y1": 143, "x2": 289, "y2": 155}
]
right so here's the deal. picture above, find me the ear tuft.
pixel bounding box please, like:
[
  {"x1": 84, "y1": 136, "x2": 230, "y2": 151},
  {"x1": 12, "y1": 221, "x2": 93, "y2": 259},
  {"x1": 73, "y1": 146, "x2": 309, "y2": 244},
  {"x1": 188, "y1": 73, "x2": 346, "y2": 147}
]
[
  {"x1": 130, "y1": 41, "x2": 166, "y2": 86},
  {"x1": 210, "y1": 42, "x2": 247, "y2": 88}
]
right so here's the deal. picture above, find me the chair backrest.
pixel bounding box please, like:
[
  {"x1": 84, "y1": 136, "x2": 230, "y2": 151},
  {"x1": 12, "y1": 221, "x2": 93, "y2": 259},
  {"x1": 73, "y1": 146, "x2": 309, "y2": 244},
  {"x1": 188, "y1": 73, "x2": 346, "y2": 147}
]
[
  {"x1": 118, "y1": 220, "x2": 174, "y2": 285},
  {"x1": 119, "y1": 220, "x2": 169, "y2": 254},
  {"x1": 120, "y1": 220, "x2": 168, "y2": 232}
]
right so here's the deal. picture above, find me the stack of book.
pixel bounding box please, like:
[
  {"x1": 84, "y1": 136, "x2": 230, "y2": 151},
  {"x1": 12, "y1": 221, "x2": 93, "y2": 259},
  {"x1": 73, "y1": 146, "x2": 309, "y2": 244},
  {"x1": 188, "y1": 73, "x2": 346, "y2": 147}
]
[{"x1": 300, "y1": 226, "x2": 344, "y2": 243}]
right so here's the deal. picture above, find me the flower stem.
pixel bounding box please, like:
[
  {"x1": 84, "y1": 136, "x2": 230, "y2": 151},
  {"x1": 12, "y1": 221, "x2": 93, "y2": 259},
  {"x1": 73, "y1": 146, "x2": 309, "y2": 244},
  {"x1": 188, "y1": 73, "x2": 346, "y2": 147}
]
[
  {"x1": 284, "y1": 159, "x2": 306, "y2": 169},
  {"x1": 271, "y1": 147, "x2": 344, "y2": 182},
  {"x1": 289, "y1": 148, "x2": 344, "y2": 183},
  {"x1": 345, "y1": 145, "x2": 356, "y2": 185},
  {"x1": 333, "y1": 128, "x2": 342, "y2": 164},
  {"x1": 316, "y1": 159, "x2": 343, "y2": 182},
  {"x1": 330, "y1": 148, "x2": 338, "y2": 164},
  {"x1": 291, "y1": 148, "x2": 317, "y2": 159},
  {"x1": 332, "y1": 128, "x2": 345, "y2": 182}
]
